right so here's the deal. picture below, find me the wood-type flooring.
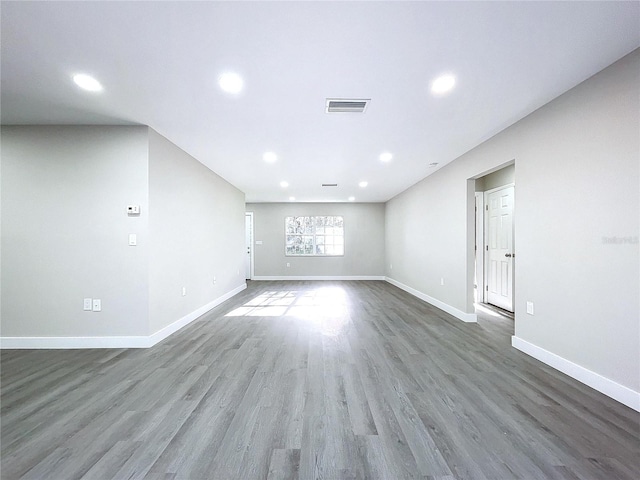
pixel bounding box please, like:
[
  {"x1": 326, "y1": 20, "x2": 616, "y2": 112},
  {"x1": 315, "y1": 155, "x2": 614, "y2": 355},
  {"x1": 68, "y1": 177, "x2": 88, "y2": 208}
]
[{"x1": 1, "y1": 280, "x2": 639, "y2": 479}]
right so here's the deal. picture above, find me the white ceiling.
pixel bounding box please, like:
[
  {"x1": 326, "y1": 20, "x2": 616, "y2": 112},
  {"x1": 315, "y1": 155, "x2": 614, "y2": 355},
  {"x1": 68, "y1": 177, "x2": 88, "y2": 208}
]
[{"x1": 2, "y1": 1, "x2": 639, "y2": 203}]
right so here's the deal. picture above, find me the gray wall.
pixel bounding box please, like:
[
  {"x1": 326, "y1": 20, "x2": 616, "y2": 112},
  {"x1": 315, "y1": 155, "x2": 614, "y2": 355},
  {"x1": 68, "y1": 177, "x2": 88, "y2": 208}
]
[
  {"x1": 1, "y1": 126, "x2": 150, "y2": 336},
  {"x1": 386, "y1": 50, "x2": 639, "y2": 391},
  {"x1": 1, "y1": 126, "x2": 246, "y2": 340},
  {"x1": 475, "y1": 164, "x2": 515, "y2": 192},
  {"x1": 148, "y1": 129, "x2": 246, "y2": 333},
  {"x1": 247, "y1": 203, "x2": 385, "y2": 277}
]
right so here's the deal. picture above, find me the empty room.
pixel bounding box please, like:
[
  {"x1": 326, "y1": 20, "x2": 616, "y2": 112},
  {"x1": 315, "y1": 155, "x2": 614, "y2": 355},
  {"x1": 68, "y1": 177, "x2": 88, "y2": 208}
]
[{"x1": 1, "y1": 1, "x2": 639, "y2": 479}]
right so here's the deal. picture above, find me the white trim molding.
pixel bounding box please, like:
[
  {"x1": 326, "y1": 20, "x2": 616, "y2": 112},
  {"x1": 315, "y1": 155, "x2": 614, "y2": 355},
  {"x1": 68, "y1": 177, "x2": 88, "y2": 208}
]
[
  {"x1": 512, "y1": 336, "x2": 640, "y2": 412},
  {"x1": 252, "y1": 276, "x2": 385, "y2": 281},
  {"x1": 385, "y1": 277, "x2": 477, "y2": 323},
  {"x1": 147, "y1": 283, "x2": 247, "y2": 347},
  {"x1": 0, "y1": 335, "x2": 152, "y2": 350},
  {"x1": 0, "y1": 283, "x2": 247, "y2": 350}
]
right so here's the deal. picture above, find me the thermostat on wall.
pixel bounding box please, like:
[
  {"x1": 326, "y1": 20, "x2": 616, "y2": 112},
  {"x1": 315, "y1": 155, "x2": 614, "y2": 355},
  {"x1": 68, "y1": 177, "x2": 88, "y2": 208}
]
[{"x1": 127, "y1": 205, "x2": 141, "y2": 216}]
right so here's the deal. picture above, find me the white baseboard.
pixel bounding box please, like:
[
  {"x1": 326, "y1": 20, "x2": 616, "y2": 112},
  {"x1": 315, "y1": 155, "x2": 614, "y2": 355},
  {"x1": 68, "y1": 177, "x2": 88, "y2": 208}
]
[
  {"x1": 252, "y1": 275, "x2": 385, "y2": 281},
  {"x1": 384, "y1": 277, "x2": 477, "y2": 323},
  {"x1": 0, "y1": 335, "x2": 152, "y2": 349},
  {"x1": 147, "y1": 282, "x2": 247, "y2": 347},
  {"x1": 0, "y1": 283, "x2": 247, "y2": 350},
  {"x1": 512, "y1": 336, "x2": 640, "y2": 412}
]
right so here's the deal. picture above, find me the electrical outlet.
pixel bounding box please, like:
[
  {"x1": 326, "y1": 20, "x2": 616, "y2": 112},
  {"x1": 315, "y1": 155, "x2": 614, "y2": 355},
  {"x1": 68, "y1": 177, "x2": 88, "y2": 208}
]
[
  {"x1": 92, "y1": 299, "x2": 101, "y2": 312},
  {"x1": 182, "y1": 287, "x2": 187, "y2": 296},
  {"x1": 526, "y1": 301, "x2": 534, "y2": 315},
  {"x1": 213, "y1": 276, "x2": 217, "y2": 284},
  {"x1": 440, "y1": 278, "x2": 445, "y2": 286},
  {"x1": 390, "y1": 263, "x2": 393, "y2": 270},
  {"x1": 286, "y1": 262, "x2": 290, "y2": 268},
  {"x1": 83, "y1": 298, "x2": 92, "y2": 311}
]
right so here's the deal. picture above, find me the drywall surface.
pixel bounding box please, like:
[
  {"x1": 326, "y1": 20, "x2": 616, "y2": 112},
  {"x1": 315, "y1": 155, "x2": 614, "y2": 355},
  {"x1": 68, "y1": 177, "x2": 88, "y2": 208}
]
[
  {"x1": 475, "y1": 163, "x2": 515, "y2": 192},
  {"x1": 247, "y1": 202, "x2": 385, "y2": 277},
  {"x1": 1, "y1": 126, "x2": 150, "y2": 337},
  {"x1": 148, "y1": 129, "x2": 246, "y2": 333},
  {"x1": 386, "y1": 50, "x2": 639, "y2": 392}
]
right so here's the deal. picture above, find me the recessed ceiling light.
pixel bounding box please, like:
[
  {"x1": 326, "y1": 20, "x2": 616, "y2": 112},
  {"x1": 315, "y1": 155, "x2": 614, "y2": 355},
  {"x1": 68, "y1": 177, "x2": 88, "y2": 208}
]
[
  {"x1": 431, "y1": 74, "x2": 456, "y2": 95},
  {"x1": 73, "y1": 74, "x2": 103, "y2": 92},
  {"x1": 280, "y1": 181, "x2": 289, "y2": 188},
  {"x1": 289, "y1": 196, "x2": 295, "y2": 201},
  {"x1": 359, "y1": 181, "x2": 368, "y2": 188},
  {"x1": 219, "y1": 72, "x2": 243, "y2": 94},
  {"x1": 348, "y1": 196, "x2": 355, "y2": 202},
  {"x1": 263, "y1": 152, "x2": 277, "y2": 163},
  {"x1": 380, "y1": 152, "x2": 393, "y2": 162}
]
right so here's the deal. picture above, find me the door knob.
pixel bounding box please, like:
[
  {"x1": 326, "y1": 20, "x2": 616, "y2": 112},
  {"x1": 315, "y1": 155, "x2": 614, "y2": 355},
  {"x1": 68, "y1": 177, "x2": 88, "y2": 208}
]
[{"x1": 505, "y1": 253, "x2": 512, "y2": 258}]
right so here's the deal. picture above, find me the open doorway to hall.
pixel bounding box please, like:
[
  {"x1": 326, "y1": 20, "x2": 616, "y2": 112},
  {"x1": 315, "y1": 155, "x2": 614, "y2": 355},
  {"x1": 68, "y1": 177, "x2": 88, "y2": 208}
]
[{"x1": 473, "y1": 163, "x2": 515, "y2": 316}]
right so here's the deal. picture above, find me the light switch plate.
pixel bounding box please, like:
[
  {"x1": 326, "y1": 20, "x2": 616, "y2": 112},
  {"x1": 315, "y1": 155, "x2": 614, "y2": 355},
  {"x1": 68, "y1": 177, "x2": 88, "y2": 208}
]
[
  {"x1": 128, "y1": 234, "x2": 137, "y2": 246},
  {"x1": 526, "y1": 301, "x2": 534, "y2": 315},
  {"x1": 92, "y1": 299, "x2": 102, "y2": 312},
  {"x1": 83, "y1": 298, "x2": 92, "y2": 311}
]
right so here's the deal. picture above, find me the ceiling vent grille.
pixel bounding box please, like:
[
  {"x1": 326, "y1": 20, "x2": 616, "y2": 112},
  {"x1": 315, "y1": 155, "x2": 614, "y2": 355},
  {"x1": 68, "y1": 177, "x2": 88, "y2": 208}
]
[
  {"x1": 325, "y1": 98, "x2": 370, "y2": 113},
  {"x1": 322, "y1": 183, "x2": 338, "y2": 187}
]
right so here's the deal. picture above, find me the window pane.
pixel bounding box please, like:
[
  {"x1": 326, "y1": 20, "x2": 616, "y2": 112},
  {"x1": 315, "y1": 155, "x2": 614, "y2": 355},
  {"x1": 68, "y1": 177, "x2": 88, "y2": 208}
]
[
  {"x1": 316, "y1": 245, "x2": 325, "y2": 255},
  {"x1": 316, "y1": 235, "x2": 324, "y2": 245},
  {"x1": 326, "y1": 245, "x2": 334, "y2": 255},
  {"x1": 325, "y1": 235, "x2": 334, "y2": 245},
  {"x1": 335, "y1": 236, "x2": 343, "y2": 245},
  {"x1": 334, "y1": 245, "x2": 344, "y2": 255},
  {"x1": 304, "y1": 217, "x2": 314, "y2": 234}
]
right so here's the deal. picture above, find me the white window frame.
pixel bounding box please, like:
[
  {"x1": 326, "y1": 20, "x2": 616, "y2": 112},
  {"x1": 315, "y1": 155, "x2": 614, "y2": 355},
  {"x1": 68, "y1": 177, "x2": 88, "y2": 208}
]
[{"x1": 285, "y1": 216, "x2": 344, "y2": 256}]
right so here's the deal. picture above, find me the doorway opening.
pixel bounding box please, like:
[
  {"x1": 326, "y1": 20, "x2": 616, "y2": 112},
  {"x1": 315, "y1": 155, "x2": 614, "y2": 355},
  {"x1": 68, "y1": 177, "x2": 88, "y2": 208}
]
[
  {"x1": 473, "y1": 163, "x2": 515, "y2": 314},
  {"x1": 245, "y1": 212, "x2": 254, "y2": 281}
]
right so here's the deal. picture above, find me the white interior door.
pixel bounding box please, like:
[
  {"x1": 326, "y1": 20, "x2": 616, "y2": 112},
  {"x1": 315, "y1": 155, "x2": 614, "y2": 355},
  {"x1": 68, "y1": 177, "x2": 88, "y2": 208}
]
[
  {"x1": 245, "y1": 213, "x2": 253, "y2": 280},
  {"x1": 485, "y1": 185, "x2": 514, "y2": 311}
]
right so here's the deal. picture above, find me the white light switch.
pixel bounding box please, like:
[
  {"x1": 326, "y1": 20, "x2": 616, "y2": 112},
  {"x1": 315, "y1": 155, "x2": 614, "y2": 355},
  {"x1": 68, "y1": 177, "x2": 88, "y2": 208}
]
[
  {"x1": 92, "y1": 299, "x2": 102, "y2": 312},
  {"x1": 526, "y1": 301, "x2": 534, "y2": 315},
  {"x1": 83, "y1": 298, "x2": 93, "y2": 311},
  {"x1": 255, "y1": 240, "x2": 263, "y2": 245},
  {"x1": 128, "y1": 234, "x2": 137, "y2": 246}
]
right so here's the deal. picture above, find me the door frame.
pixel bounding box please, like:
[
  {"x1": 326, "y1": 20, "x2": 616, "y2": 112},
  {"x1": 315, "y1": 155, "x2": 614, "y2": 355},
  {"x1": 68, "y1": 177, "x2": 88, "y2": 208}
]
[
  {"x1": 245, "y1": 212, "x2": 254, "y2": 281},
  {"x1": 474, "y1": 192, "x2": 485, "y2": 303},
  {"x1": 483, "y1": 183, "x2": 515, "y2": 311}
]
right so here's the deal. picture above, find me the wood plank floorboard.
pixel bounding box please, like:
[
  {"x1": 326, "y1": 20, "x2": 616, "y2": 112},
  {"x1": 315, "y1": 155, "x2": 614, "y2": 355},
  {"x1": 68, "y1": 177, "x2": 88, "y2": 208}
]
[{"x1": 1, "y1": 280, "x2": 639, "y2": 479}]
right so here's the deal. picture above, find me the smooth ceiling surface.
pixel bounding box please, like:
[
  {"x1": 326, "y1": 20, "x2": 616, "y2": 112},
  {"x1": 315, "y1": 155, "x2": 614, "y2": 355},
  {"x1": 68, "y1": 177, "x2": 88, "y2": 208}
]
[{"x1": 2, "y1": 1, "x2": 639, "y2": 202}]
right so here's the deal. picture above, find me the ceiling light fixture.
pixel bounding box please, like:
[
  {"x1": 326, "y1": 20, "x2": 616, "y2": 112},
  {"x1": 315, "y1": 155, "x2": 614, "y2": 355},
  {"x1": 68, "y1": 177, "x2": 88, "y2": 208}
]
[
  {"x1": 73, "y1": 74, "x2": 103, "y2": 92},
  {"x1": 280, "y1": 181, "x2": 289, "y2": 188},
  {"x1": 359, "y1": 181, "x2": 368, "y2": 188},
  {"x1": 289, "y1": 196, "x2": 295, "y2": 201},
  {"x1": 219, "y1": 72, "x2": 243, "y2": 94},
  {"x1": 431, "y1": 74, "x2": 456, "y2": 95},
  {"x1": 263, "y1": 152, "x2": 277, "y2": 163},
  {"x1": 380, "y1": 152, "x2": 393, "y2": 162},
  {"x1": 348, "y1": 196, "x2": 355, "y2": 202}
]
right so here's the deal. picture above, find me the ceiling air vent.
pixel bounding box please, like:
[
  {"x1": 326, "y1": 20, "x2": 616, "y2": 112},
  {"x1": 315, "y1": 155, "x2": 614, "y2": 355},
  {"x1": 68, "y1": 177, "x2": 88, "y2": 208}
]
[
  {"x1": 325, "y1": 98, "x2": 370, "y2": 113},
  {"x1": 322, "y1": 183, "x2": 338, "y2": 187}
]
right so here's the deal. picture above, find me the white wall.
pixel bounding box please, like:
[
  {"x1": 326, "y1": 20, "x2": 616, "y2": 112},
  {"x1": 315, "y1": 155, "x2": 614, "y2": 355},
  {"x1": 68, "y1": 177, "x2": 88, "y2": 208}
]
[
  {"x1": 148, "y1": 129, "x2": 246, "y2": 333},
  {"x1": 247, "y1": 202, "x2": 385, "y2": 278},
  {"x1": 1, "y1": 126, "x2": 150, "y2": 337},
  {"x1": 386, "y1": 50, "x2": 639, "y2": 399}
]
